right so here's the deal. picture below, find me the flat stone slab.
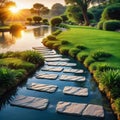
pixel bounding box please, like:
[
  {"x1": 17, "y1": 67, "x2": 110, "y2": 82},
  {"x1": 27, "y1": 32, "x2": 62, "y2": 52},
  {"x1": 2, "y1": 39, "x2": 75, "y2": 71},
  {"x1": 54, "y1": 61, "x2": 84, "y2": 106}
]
[
  {"x1": 32, "y1": 47, "x2": 50, "y2": 50},
  {"x1": 36, "y1": 73, "x2": 58, "y2": 80},
  {"x1": 27, "y1": 83, "x2": 57, "y2": 93},
  {"x1": 60, "y1": 75, "x2": 86, "y2": 82},
  {"x1": 41, "y1": 67, "x2": 63, "y2": 72},
  {"x1": 44, "y1": 54, "x2": 62, "y2": 58},
  {"x1": 63, "y1": 68, "x2": 84, "y2": 73},
  {"x1": 46, "y1": 62, "x2": 76, "y2": 67},
  {"x1": 10, "y1": 95, "x2": 48, "y2": 110},
  {"x1": 45, "y1": 58, "x2": 70, "y2": 62},
  {"x1": 63, "y1": 86, "x2": 88, "y2": 96},
  {"x1": 56, "y1": 101, "x2": 104, "y2": 118}
]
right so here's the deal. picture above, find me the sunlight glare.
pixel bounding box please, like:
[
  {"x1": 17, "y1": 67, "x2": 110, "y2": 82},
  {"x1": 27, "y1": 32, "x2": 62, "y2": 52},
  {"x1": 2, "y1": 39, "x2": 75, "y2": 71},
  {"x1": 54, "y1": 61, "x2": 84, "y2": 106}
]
[{"x1": 9, "y1": 7, "x2": 20, "y2": 14}]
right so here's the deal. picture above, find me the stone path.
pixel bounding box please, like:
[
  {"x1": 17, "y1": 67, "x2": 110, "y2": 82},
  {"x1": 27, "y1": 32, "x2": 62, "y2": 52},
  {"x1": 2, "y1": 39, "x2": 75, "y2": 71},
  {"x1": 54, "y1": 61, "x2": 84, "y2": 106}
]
[
  {"x1": 56, "y1": 101, "x2": 104, "y2": 118},
  {"x1": 10, "y1": 95, "x2": 49, "y2": 110},
  {"x1": 10, "y1": 46, "x2": 105, "y2": 118},
  {"x1": 27, "y1": 83, "x2": 58, "y2": 93}
]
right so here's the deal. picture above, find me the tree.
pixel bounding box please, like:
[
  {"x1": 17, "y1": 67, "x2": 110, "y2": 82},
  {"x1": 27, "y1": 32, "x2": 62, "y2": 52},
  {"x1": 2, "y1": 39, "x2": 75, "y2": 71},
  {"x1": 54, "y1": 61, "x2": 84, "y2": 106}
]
[
  {"x1": 65, "y1": 0, "x2": 91, "y2": 25},
  {"x1": 50, "y1": 17, "x2": 62, "y2": 26},
  {"x1": 60, "y1": 14, "x2": 68, "y2": 23},
  {"x1": 33, "y1": 16, "x2": 42, "y2": 24},
  {"x1": 27, "y1": 18, "x2": 32, "y2": 24}
]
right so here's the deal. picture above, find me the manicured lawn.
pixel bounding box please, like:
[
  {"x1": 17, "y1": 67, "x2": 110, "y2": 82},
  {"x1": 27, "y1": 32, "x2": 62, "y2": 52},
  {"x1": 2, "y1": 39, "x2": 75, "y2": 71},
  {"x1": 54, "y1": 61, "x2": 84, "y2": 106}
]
[{"x1": 57, "y1": 26, "x2": 120, "y2": 66}]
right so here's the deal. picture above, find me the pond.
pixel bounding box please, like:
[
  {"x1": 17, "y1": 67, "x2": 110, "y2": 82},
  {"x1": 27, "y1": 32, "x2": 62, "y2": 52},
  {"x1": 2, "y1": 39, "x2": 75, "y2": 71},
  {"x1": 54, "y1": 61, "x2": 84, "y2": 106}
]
[{"x1": 0, "y1": 26, "x2": 117, "y2": 120}]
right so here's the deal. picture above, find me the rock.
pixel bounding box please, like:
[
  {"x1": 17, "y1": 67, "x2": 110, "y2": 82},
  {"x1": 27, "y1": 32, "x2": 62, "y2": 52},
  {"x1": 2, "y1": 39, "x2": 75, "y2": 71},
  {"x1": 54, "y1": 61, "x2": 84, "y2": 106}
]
[
  {"x1": 36, "y1": 73, "x2": 58, "y2": 80},
  {"x1": 27, "y1": 83, "x2": 58, "y2": 93},
  {"x1": 63, "y1": 86, "x2": 88, "y2": 96},
  {"x1": 82, "y1": 104, "x2": 104, "y2": 118},
  {"x1": 10, "y1": 95, "x2": 49, "y2": 110},
  {"x1": 32, "y1": 47, "x2": 50, "y2": 50},
  {"x1": 63, "y1": 68, "x2": 84, "y2": 73},
  {"x1": 60, "y1": 75, "x2": 86, "y2": 82},
  {"x1": 44, "y1": 54, "x2": 62, "y2": 58},
  {"x1": 41, "y1": 67, "x2": 63, "y2": 72},
  {"x1": 46, "y1": 62, "x2": 76, "y2": 67},
  {"x1": 45, "y1": 58, "x2": 70, "y2": 62},
  {"x1": 56, "y1": 101, "x2": 104, "y2": 118}
]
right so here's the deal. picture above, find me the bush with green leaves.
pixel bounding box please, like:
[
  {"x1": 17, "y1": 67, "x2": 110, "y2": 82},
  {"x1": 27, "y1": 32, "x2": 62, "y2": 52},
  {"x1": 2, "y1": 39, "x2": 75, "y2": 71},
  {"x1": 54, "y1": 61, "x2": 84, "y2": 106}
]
[
  {"x1": 115, "y1": 98, "x2": 120, "y2": 113},
  {"x1": 91, "y1": 50, "x2": 111, "y2": 61},
  {"x1": 101, "y1": 3, "x2": 120, "y2": 21},
  {"x1": 59, "y1": 47, "x2": 69, "y2": 55},
  {"x1": 52, "y1": 29, "x2": 62, "y2": 36},
  {"x1": 77, "y1": 52, "x2": 88, "y2": 62},
  {"x1": 21, "y1": 50, "x2": 44, "y2": 65},
  {"x1": 59, "y1": 23, "x2": 70, "y2": 29},
  {"x1": 44, "y1": 41, "x2": 55, "y2": 48},
  {"x1": 103, "y1": 20, "x2": 120, "y2": 31},
  {"x1": 100, "y1": 70, "x2": 120, "y2": 89},
  {"x1": 84, "y1": 57, "x2": 95, "y2": 67},
  {"x1": 52, "y1": 43, "x2": 61, "y2": 50},
  {"x1": 75, "y1": 44, "x2": 87, "y2": 50},
  {"x1": 61, "y1": 40, "x2": 70, "y2": 45},
  {"x1": 42, "y1": 19, "x2": 48, "y2": 25},
  {"x1": 69, "y1": 48, "x2": 80, "y2": 58},
  {"x1": 0, "y1": 67, "x2": 16, "y2": 87},
  {"x1": 97, "y1": 21, "x2": 104, "y2": 30},
  {"x1": 110, "y1": 87, "x2": 120, "y2": 99},
  {"x1": 47, "y1": 35, "x2": 57, "y2": 40},
  {"x1": 50, "y1": 17, "x2": 62, "y2": 26}
]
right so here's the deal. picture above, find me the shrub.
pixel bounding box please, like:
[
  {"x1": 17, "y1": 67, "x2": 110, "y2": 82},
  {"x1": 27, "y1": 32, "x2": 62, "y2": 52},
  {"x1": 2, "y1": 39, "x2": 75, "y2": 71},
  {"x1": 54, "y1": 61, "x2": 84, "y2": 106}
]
[
  {"x1": 100, "y1": 70, "x2": 120, "y2": 89},
  {"x1": 110, "y1": 87, "x2": 120, "y2": 99},
  {"x1": 101, "y1": 3, "x2": 120, "y2": 20},
  {"x1": 69, "y1": 48, "x2": 80, "y2": 58},
  {"x1": 75, "y1": 44, "x2": 87, "y2": 50},
  {"x1": 97, "y1": 21, "x2": 104, "y2": 30},
  {"x1": 10, "y1": 24, "x2": 24, "y2": 32},
  {"x1": 89, "y1": 63, "x2": 98, "y2": 73},
  {"x1": 52, "y1": 30, "x2": 62, "y2": 36},
  {"x1": 0, "y1": 67, "x2": 16, "y2": 87},
  {"x1": 91, "y1": 50, "x2": 111, "y2": 61},
  {"x1": 52, "y1": 43, "x2": 61, "y2": 50},
  {"x1": 21, "y1": 50, "x2": 44, "y2": 64},
  {"x1": 45, "y1": 41, "x2": 55, "y2": 48},
  {"x1": 77, "y1": 52, "x2": 88, "y2": 62},
  {"x1": 61, "y1": 40, "x2": 70, "y2": 45},
  {"x1": 47, "y1": 35, "x2": 57, "y2": 40},
  {"x1": 103, "y1": 20, "x2": 120, "y2": 31},
  {"x1": 42, "y1": 19, "x2": 48, "y2": 25},
  {"x1": 42, "y1": 38, "x2": 48, "y2": 45},
  {"x1": 115, "y1": 98, "x2": 120, "y2": 113},
  {"x1": 84, "y1": 57, "x2": 95, "y2": 67},
  {"x1": 59, "y1": 23, "x2": 70, "y2": 29},
  {"x1": 50, "y1": 17, "x2": 62, "y2": 26},
  {"x1": 59, "y1": 47, "x2": 69, "y2": 55}
]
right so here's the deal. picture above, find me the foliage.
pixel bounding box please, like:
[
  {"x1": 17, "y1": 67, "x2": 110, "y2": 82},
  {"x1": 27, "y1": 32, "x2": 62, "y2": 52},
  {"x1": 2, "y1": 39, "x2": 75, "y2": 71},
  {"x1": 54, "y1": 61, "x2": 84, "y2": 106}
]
[
  {"x1": 77, "y1": 52, "x2": 88, "y2": 62},
  {"x1": 84, "y1": 57, "x2": 95, "y2": 67},
  {"x1": 44, "y1": 41, "x2": 55, "y2": 48},
  {"x1": 91, "y1": 50, "x2": 111, "y2": 61},
  {"x1": 60, "y1": 14, "x2": 68, "y2": 23},
  {"x1": 42, "y1": 19, "x2": 48, "y2": 25},
  {"x1": 75, "y1": 44, "x2": 87, "y2": 50},
  {"x1": 10, "y1": 24, "x2": 24, "y2": 33},
  {"x1": 59, "y1": 47, "x2": 69, "y2": 55},
  {"x1": 97, "y1": 21, "x2": 104, "y2": 30},
  {"x1": 68, "y1": 48, "x2": 80, "y2": 58},
  {"x1": 61, "y1": 40, "x2": 70, "y2": 45},
  {"x1": 52, "y1": 43, "x2": 61, "y2": 50},
  {"x1": 27, "y1": 18, "x2": 32, "y2": 24},
  {"x1": 100, "y1": 70, "x2": 120, "y2": 89},
  {"x1": 52, "y1": 30, "x2": 62, "y2": 36},
  {"x1": 50, "y1": 17, "x2": 62, "y2": 26},
  {"x1": 103, "y1": 20, "x2": 120, "y2": 31},
  {"x1": 101, "y1": 3, "x2": 120, "y2": 21},
  {"x1": 110, "y1": 87, "x2": 120, "y2": 99},
  {"x1": 47, "y1": 35, "x2": 57, "y2": 40},
  {"x1": 0, "y1": 67, "x2": 16, "y2": 87},
  {"x1": 21, "y1": 50, "x2": 44, "y2": 64},
  {"x1": 115, "y1": 98, "x2": 120, "y2": 113},
  {"x1": 59, "y1": 23, "x2": 70, "y2": 29},
  {"x1": 33, "y1": 16, "x2": 42, "y2": 24}
]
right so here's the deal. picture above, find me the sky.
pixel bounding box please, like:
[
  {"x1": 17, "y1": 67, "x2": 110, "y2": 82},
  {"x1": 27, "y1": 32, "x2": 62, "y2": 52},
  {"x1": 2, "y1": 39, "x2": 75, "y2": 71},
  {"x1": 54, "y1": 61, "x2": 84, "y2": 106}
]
[{"x1": 13, "y1": 0, "x2": 65, "y2": 9}]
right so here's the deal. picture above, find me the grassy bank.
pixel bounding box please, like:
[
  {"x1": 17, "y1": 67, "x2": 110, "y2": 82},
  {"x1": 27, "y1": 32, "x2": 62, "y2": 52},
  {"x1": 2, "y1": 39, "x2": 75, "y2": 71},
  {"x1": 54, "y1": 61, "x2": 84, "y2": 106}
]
[
  {"x1": 42, "y1": 26, "x2": 120, "y2": 119},
  {"x1": 0, "y1": 50, "x2": 44, "y2": 96}
]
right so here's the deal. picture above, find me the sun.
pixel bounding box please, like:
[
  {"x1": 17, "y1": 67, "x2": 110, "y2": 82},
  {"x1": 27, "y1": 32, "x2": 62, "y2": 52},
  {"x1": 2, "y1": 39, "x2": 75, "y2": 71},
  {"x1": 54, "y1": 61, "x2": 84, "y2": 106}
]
[{"x1": 9, "y1": 7, "x2": 20, "y2": 14}]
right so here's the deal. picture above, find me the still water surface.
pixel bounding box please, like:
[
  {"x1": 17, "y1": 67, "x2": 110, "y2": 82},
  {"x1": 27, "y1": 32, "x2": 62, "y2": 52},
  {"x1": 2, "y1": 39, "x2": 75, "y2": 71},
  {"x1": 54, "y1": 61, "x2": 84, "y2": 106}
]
[{"x1": 0, "y1": 26, "x2": 117, "y2": 120}]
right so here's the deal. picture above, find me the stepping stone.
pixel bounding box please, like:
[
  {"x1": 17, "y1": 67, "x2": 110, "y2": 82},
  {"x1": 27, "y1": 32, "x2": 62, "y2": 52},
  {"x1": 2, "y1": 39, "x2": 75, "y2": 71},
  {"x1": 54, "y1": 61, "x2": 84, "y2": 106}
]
[
  {"x1": 41, "y1": 67, "x2": 63, "y2": 72},
  {"x1": 63, "y1": 68, "x2": 84, "y2": 73},
  {"x1": 27, "y1": 83, "x2": 58, "y2": 93},
  {"x1": 10, "y1": 95, "x2": 49, "y2": 110},
  {"x1": 63, "y1": 86, "x2": 88, "y2": 96},
  {"x1": 45, "y1": 58, "x2": 69, "y2": 62},
  {"x1": 60, "y1": 75, "x2": 86, "y2": 82},
  {"x1": 32, "y1": 47, "x2": 50, "y2": 50},
  {"x1": 44, "y1": 55, "x2": 62, "y2": 58},
  {"x1": 56, "y1": 101, "x2": 104, "y2": 118},
  {"x1": 46, "y1": 62, "x2": 76, "y2": 67},
  {"x1": 36, "y1": 73, "x2": 58, "y2": 80}
]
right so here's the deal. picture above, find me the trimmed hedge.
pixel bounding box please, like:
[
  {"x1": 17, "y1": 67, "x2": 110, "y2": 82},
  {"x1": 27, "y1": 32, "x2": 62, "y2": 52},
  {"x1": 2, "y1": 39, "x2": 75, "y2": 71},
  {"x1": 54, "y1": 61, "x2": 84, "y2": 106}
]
[
  {"x1": 97, "y1": 21, "x2": 104, "y2": 30},
  {"x1": 103, "y1": 20, "x2": 120, "y2": 31}
]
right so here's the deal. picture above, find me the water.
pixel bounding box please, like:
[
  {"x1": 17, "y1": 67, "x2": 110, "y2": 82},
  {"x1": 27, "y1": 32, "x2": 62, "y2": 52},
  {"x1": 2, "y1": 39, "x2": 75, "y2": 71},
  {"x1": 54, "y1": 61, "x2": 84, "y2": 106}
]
[{"x1": 0, "y1": 26, "x2": 117, "y2": 120}]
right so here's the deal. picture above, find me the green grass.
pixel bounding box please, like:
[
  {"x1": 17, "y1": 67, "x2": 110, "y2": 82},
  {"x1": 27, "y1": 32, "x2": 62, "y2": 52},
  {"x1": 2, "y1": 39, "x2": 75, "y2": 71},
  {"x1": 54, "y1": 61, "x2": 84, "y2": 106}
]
[{"x1": 57, "y1": 26, "x2": 120, "y2": 66}]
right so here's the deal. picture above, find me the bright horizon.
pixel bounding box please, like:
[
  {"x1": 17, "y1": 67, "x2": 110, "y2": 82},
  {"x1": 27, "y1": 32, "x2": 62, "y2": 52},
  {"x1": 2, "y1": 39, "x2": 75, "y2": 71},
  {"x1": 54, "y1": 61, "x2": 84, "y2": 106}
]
[{"x1": 13, "y1": 0, "x2": 65, "y2": 9}]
